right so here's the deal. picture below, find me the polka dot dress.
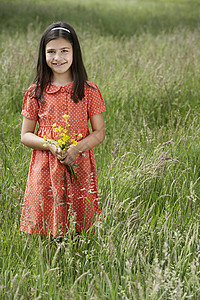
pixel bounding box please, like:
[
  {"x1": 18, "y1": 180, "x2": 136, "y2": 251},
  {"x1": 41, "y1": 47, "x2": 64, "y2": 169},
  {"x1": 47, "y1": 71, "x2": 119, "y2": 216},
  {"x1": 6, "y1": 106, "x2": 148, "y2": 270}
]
[{"x1": 20, "y1": 81, "x2": 106, "y2": 237}]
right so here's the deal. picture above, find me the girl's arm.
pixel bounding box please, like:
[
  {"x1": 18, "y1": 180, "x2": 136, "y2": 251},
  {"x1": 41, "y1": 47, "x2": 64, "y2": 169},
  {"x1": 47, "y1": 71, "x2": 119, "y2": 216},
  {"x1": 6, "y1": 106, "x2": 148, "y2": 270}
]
[
  {"x1": 21, "y1": 116, "x2": 61, "y2": 157},
  {"x1": 60, "y1": 113, "x2": 105, "y2": 166}
]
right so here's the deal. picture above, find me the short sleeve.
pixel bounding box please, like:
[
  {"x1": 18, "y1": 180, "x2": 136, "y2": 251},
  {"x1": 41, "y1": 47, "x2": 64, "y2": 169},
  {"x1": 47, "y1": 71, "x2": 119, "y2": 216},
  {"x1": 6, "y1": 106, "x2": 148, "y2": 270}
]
[
  {"x1": 21, "y1": 86, "x2": 39, "y2": 121},
  {"x1": 87, "y1": 83, "x2": 106, "y2": 118}
]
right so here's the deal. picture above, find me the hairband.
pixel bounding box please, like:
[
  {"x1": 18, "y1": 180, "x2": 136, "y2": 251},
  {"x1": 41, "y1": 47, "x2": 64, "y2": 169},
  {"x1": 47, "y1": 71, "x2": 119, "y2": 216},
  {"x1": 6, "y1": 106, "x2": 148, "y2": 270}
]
[{"x1": 51, "y1": 27, "x2": 70, "y2": 33}]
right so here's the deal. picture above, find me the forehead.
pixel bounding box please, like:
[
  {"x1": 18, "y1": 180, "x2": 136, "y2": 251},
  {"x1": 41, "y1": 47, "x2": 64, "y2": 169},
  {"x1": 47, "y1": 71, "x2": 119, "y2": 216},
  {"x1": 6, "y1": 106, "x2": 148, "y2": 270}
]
[{"x1": 46, "y1": 38, "x2": 72, "y2": 49}]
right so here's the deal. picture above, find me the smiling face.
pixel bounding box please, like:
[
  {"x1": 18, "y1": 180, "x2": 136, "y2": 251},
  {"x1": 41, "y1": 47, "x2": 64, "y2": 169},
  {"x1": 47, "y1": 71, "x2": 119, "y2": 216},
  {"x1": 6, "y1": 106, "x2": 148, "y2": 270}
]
[{"x1": 45, "y1": 37, "x2": 73, "y2": 83}]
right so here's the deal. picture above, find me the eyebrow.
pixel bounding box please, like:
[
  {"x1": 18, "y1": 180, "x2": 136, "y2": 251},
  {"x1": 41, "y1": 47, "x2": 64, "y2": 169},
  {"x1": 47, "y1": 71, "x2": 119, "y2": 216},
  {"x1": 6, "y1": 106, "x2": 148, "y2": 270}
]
[{"x1": 46, "y1": 46, "x2": 71, "y2": 51}]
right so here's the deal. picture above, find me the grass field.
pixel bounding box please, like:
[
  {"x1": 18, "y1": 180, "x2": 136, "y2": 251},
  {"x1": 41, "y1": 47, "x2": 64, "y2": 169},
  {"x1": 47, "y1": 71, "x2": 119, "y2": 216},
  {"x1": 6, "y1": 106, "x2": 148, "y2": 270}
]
[{"x1": 0, "y1": 0, "x2": 200, "y2": 299}]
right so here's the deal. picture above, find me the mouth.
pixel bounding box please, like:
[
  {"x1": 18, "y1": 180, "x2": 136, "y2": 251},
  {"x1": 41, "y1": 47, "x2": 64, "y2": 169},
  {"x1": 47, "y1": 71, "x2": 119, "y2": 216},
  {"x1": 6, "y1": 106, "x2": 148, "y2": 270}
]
[{"x1": 52, "y1": 62, "x2": 66, "y2": 66}]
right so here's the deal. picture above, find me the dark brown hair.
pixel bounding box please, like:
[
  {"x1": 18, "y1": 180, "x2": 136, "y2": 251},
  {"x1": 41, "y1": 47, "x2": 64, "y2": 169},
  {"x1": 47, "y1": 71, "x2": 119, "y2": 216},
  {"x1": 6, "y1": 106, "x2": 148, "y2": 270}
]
[{"x1": 32, "y1": 21, "x2": 89, "y2": 103}]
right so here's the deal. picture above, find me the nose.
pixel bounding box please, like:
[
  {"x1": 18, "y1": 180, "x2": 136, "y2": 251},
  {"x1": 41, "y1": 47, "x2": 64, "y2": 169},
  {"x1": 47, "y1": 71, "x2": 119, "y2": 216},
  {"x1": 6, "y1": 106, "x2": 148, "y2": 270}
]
[{"x1": 54, "y1": 51, "x2": 61, "y2": 60}]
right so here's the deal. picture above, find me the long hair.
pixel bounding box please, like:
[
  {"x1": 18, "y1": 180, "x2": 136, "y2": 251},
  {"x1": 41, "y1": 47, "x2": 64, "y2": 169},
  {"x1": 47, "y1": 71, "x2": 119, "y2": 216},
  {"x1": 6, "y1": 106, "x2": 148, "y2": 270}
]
[{"x1": 32, "y1": 21, "x2": 89, "y2": 103}]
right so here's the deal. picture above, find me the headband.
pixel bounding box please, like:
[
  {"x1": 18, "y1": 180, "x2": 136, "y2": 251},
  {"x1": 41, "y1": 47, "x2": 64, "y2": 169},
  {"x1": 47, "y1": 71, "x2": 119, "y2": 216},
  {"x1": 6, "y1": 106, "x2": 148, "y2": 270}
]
[{"x1": 51, "y1": 27, "x2": 70, "y2": 33}]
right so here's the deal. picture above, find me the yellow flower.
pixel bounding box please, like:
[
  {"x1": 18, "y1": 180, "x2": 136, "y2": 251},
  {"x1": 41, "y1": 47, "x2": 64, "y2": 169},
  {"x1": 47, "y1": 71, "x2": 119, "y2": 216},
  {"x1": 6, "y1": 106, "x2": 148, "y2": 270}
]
[
  {"x1": 58, "y1": 126, "x2": 63, "y2": 131},
  {"x1": 43, "y1": 143, "x2": 47, "y2": 147},
  {"x1": 43, "y1": 136, "x2": 47, "y2": 141},
  {"x1": 55, "y1": 128, "x2": 59, "y2": 132},
  {"x1": 78, "y1": 134, "x2": 83, "y2": 138},
  {"x1": 64, "y1": 129, "x2": 67, "y2": 133},
  {"x1": 67, "y1": 123, "x2": 70, "y2": 127},
  {"x1": 63, "y1": 114, "x2": 69, "y2": 119},
  {"x1": 52, "y1": 123, "x2": 56, "y2": 127},
  {"x1": 71, "y1": 139, "x2": 77, "y2": 146},
  {"x1": 63, "y1": 135, "x2": 69, "y2": 141},
  {"x1": 58, "y1": 139, "x2": 63, "y2": 147}
]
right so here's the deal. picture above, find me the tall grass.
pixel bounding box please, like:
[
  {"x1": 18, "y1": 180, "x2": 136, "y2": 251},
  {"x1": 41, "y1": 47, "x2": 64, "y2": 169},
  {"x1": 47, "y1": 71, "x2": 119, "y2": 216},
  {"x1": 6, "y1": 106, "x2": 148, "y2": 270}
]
[{"x1": 0, "y1": 0, "x2": 200, "y2": 299}]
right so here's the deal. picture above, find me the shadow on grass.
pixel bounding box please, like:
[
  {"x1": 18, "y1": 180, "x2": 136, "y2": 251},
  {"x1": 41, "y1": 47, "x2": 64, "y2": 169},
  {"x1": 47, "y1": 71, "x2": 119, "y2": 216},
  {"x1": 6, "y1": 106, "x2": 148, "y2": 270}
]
[{"x1": 0, "y1": 0, "x2": 199, "y2": 37}]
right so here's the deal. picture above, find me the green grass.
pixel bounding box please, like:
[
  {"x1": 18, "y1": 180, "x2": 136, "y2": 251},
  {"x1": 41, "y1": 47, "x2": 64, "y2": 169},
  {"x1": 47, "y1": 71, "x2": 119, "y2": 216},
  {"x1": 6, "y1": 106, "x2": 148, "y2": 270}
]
[{"x1": 1, "y1": 0, "x2": 200, "y2": 299}]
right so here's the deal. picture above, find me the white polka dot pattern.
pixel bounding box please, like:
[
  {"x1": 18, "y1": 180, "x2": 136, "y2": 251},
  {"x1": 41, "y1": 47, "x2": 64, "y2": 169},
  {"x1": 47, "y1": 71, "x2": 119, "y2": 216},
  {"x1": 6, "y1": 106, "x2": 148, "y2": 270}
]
[{"x1": 20, "y1": 81, "x2": 106, "y2": 236}]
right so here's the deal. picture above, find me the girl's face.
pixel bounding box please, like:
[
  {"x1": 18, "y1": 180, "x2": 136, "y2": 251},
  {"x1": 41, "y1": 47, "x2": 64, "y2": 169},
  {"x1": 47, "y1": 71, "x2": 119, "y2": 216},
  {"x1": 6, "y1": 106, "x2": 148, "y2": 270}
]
[{"x1": 45, "y1": 37, "x2": 73, "y2": 80}]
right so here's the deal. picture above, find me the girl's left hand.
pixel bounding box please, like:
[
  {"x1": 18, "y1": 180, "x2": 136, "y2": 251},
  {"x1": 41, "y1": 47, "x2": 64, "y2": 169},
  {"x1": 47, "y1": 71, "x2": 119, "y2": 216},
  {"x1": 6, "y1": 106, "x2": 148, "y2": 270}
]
[{"x1": 60, "y1": 146, "x2": 78, "y2": 166}]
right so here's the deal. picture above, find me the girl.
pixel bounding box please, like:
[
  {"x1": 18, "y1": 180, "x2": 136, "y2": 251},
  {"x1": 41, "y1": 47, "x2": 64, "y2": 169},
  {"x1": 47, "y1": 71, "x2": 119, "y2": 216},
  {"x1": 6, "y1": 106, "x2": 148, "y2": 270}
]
[{"x1": 20, "y1": 21, "x2": 106, "y2": 237}]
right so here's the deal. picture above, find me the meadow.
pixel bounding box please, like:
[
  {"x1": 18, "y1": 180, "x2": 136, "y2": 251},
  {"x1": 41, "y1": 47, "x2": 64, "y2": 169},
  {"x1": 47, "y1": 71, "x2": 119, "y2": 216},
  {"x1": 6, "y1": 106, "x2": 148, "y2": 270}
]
[{"x1": 0, "y1": 0, "x2": 200, "y2": 298}]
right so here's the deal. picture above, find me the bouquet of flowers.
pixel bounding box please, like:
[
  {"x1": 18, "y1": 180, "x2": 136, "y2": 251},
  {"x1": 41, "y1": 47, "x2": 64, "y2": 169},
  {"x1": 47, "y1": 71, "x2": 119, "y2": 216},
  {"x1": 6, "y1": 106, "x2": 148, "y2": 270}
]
[{"x1": 43, "y1": 114, "x2": 82, "y2": 183}]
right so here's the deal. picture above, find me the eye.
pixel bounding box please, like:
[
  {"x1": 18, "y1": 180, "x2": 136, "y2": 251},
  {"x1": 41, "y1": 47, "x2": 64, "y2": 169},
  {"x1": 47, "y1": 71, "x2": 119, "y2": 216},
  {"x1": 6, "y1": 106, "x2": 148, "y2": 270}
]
[
  {"x1": 46, "y1": 50, "x2": 55, "y2": 54},
  {"x1": 61, "y1": 49, "x2": 69, "y2": 53}
]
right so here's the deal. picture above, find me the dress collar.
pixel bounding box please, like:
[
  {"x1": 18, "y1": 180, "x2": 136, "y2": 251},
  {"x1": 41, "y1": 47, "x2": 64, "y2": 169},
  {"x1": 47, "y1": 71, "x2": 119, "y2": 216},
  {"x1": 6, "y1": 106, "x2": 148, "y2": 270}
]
[{"x1": 45, "y1": 82, "x2": 73, "y2": 94}]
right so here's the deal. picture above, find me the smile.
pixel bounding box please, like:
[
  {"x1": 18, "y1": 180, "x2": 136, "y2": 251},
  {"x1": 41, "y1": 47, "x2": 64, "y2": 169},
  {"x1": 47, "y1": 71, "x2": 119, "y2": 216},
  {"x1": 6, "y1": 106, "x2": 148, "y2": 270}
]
[{"x1": 52, "y1": 62, "x2": 66, "y2": 66}]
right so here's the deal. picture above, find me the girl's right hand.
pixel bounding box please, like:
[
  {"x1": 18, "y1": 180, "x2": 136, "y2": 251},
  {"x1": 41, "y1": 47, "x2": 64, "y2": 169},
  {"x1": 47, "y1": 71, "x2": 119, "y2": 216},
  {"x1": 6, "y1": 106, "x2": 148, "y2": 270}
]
[{"x1": 49, "y1": 143, "x2": 64, "y2": 160}]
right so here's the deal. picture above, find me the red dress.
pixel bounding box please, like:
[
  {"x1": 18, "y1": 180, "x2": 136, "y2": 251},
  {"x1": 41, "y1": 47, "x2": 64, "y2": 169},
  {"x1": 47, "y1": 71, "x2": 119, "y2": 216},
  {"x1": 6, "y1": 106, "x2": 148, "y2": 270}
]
[{"x1": 20, "y1": 81, "x2": 106, "y2": 236}]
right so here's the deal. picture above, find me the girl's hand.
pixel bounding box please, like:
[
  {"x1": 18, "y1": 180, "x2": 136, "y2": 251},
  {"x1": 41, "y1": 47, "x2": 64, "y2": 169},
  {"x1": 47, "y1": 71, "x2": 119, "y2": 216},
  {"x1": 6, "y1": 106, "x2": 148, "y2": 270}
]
[
  {"x1": 60, "y1": 146, "x2": 78, "y2": 167},
  {"x1": 49, "y1": 142, "x2": 65, "y2": 160}
]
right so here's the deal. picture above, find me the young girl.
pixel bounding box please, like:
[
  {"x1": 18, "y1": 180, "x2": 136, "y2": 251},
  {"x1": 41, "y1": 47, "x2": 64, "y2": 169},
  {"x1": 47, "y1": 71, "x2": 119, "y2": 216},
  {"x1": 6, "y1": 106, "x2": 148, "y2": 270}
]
[{"x1": 20, "y1": 21, "x2": 106, "y2": 237}]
